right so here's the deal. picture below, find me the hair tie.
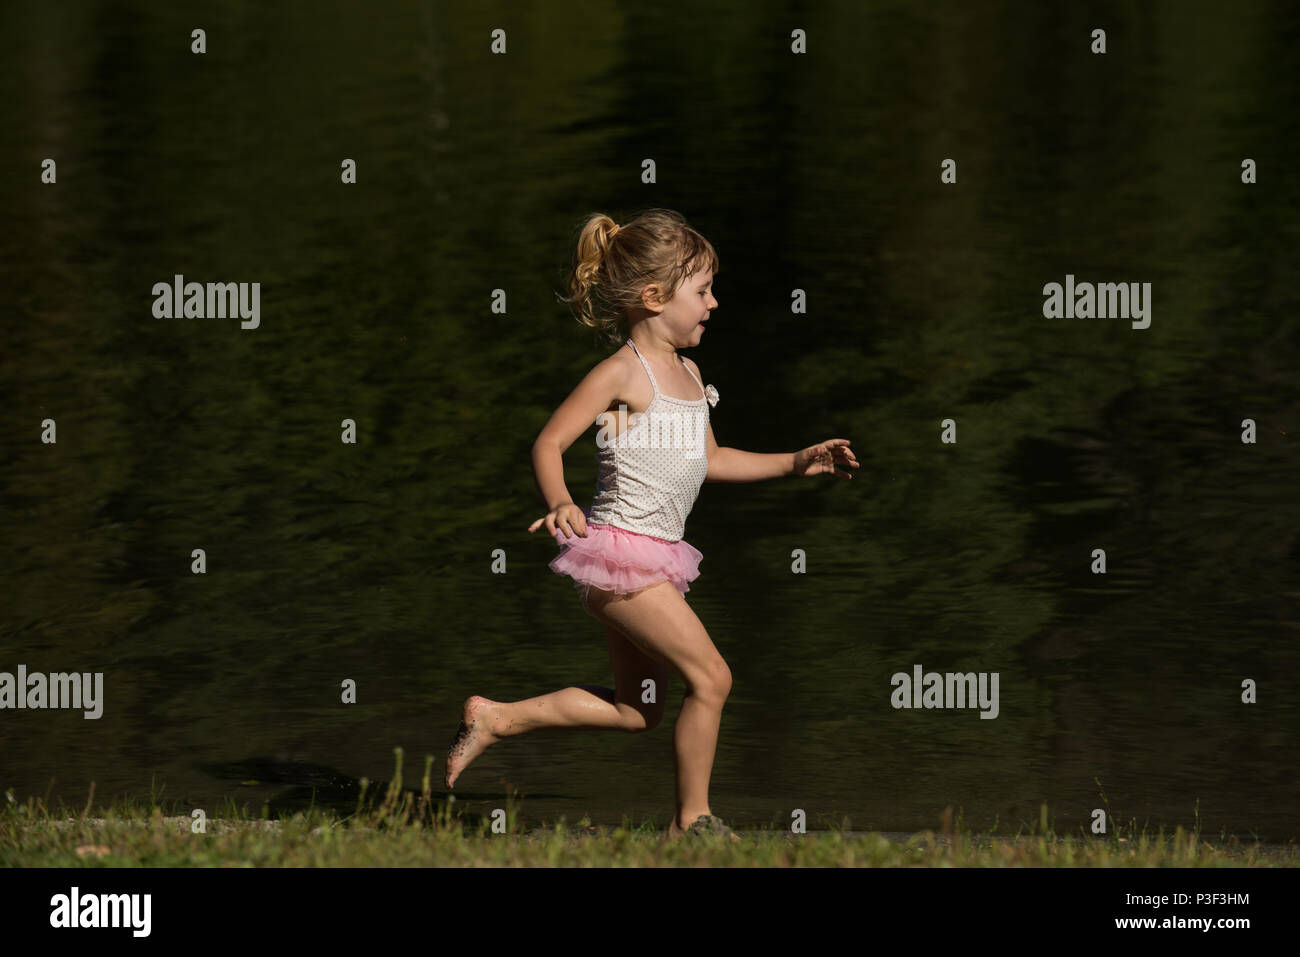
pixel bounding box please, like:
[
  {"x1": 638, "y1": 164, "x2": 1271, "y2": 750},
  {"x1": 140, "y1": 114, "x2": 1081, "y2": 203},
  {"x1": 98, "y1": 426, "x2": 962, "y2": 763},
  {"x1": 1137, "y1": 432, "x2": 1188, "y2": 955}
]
[{"x1": 608, "y1": 223, "x2": 621, "y2": 238}]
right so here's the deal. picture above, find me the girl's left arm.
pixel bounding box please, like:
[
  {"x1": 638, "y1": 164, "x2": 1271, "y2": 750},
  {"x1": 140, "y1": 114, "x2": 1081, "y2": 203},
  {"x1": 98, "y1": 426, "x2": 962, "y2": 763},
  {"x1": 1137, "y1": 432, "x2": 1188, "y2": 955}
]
[
  {"x1": 685, "y1": 358, "x2": 856, "y2": 482},
  {"x1": 702, "y1": 424, "x2": 795, "y2": 483},
  {"x1": 704, "y1": 426, "x2": 858, "y2": 482}
]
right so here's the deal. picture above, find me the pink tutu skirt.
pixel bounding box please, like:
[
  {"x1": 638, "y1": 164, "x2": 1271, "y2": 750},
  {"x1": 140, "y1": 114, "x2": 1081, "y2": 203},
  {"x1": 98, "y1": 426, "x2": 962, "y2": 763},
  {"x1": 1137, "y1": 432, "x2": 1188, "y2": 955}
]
[{"x1": 550, "y1": 519, "x2": 702, "y2": 597}]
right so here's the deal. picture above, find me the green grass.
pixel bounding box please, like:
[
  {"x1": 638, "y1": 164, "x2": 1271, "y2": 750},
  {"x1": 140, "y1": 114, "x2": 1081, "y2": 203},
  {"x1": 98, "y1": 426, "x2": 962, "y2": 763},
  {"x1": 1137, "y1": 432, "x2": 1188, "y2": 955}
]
[{"x1": 4, "y1": 750, "x2": 1296, "y2": 867}]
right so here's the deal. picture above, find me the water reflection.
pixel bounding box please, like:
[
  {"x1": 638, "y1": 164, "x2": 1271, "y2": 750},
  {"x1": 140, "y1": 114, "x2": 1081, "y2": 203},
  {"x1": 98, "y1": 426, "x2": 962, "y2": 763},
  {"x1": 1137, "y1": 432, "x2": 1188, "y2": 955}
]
[{"x1": 1, "y1": 1, "x2": 1296, "y2": 840}]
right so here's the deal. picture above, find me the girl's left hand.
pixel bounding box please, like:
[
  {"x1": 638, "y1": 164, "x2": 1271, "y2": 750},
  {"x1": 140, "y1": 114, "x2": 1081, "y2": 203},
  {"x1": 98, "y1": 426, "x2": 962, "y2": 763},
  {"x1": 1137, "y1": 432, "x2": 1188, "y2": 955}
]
[{"x1": 793, "y1": 438, "x2": 857, "y2": 479}]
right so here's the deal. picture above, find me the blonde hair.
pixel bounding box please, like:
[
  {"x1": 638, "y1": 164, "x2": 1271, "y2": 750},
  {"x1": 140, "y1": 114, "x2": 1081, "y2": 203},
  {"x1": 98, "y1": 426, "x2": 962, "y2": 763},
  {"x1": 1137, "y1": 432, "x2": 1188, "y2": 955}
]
[{"x1": 558, "y1": 209, "x2": 720, "y2": 346}]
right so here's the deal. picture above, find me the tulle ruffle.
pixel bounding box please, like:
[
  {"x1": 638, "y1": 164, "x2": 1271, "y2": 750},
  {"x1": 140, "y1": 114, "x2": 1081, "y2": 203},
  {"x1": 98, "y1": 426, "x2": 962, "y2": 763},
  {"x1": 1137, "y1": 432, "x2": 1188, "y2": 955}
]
[{"x1": 550, "y1": 521, "x2": 702, "y2": 596}]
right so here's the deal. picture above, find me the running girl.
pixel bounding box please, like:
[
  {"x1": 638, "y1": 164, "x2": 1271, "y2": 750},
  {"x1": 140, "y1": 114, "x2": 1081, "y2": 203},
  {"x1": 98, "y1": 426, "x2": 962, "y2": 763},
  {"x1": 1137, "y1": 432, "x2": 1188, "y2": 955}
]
[{"x1": 445, "y1": 208, "x2": 857, "y2": 839}]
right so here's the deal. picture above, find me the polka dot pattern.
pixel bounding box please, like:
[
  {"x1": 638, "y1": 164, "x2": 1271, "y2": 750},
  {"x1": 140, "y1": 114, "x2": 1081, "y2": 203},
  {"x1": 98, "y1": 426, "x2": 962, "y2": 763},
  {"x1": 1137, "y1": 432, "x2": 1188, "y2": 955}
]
[{"x1": 587, "y1": 340, "x2": 715, "y2": 542}]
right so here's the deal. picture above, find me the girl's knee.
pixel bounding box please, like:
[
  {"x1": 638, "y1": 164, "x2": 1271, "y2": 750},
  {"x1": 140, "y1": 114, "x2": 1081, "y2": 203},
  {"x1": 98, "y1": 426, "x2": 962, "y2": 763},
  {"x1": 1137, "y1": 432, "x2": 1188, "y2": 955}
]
[
  {"x1": 690, "y1": 657, "x2": 731, "y2": 704},
  {"x1": 713, "y1": 658, "x2": 733, "y2": 698}
]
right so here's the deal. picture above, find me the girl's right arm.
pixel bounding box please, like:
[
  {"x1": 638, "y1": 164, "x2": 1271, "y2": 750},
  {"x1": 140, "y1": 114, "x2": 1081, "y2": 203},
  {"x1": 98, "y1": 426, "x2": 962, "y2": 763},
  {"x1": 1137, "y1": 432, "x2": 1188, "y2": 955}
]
[{"x1": 528, "y1": 357, "x2": 626, "y2": 538}]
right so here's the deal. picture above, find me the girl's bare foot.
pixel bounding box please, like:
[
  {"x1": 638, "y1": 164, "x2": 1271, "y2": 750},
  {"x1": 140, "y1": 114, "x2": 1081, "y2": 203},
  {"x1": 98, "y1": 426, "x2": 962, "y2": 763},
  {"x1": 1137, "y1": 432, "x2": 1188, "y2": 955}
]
[
  {"x1": 445, "y1": 696, "x2": 501, "y2": 788},
  {"x1": 667, "y1": 812, "x2": 741, "y2": 842}
]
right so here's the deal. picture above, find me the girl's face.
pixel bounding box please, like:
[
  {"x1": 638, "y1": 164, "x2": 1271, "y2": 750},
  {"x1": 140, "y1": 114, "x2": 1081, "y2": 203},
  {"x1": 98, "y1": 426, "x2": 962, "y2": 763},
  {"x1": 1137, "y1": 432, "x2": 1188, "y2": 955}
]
[{"x1": 650, "y1": 263, "x2": 717, "y2": 347}]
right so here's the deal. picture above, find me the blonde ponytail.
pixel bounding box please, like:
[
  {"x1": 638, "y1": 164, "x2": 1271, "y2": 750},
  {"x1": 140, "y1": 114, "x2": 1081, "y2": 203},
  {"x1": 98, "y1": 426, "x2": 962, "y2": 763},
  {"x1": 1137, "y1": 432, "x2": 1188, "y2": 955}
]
[{"x1": 558, "y1": 209, "x2": 719, "y2": 346}]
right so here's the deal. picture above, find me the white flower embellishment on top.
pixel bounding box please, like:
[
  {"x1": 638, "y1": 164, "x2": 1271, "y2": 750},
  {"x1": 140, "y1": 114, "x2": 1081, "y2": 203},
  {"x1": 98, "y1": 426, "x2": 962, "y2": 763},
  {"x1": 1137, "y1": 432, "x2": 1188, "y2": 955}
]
[{"x1": 704, "y1": 384, "x2": 719, "y2": 407}]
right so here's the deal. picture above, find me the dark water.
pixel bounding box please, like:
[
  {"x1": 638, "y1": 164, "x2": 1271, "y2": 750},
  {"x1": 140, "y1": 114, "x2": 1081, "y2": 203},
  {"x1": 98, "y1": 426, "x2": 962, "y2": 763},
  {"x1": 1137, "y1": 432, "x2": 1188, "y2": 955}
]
[{"x1": 2, "y1": 1, "x2": 1297, "y2": 840}]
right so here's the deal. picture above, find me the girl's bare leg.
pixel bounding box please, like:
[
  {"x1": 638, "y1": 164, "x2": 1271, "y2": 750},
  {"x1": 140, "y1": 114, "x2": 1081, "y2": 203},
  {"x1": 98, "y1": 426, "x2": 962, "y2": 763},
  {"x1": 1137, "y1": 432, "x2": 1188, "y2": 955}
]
[
  {"x1": 444, "y1": 619, "x2": 671, "y2": 788},
  {"x1": 446, "y1": 581, "x2": 733, "y2": 838},
  {"x1": 583, "y1": 581, "x2": 733, "y2": 836}
]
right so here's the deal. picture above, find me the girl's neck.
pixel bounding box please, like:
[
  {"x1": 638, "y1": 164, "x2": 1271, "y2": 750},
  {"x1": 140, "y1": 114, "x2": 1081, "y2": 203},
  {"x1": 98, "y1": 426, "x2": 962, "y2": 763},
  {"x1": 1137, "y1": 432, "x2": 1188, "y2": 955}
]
[{"x1": 629, "y1": 331, "x2": 677, "y2": 361}]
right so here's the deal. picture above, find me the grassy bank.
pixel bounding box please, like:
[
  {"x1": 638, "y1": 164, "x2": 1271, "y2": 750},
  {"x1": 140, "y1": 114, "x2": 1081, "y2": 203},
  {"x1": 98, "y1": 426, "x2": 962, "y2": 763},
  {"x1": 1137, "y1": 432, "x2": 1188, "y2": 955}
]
[{"x1": 4, "y1": 751, "x2": 1295, "y2": 867}]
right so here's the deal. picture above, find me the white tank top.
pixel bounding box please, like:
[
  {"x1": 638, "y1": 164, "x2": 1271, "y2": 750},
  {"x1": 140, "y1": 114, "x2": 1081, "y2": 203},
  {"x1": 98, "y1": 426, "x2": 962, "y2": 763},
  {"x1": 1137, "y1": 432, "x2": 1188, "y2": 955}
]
[{"x1": 586, "y1": 339, "x2": 716, "y2": 542}]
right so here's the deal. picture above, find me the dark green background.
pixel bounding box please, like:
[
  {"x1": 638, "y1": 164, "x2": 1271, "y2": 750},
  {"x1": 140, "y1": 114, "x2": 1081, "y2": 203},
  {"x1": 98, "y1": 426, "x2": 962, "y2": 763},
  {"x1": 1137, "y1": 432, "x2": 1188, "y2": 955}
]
[{"x1": 1, "y1": 0, "x2": 1296, "y2": 839}]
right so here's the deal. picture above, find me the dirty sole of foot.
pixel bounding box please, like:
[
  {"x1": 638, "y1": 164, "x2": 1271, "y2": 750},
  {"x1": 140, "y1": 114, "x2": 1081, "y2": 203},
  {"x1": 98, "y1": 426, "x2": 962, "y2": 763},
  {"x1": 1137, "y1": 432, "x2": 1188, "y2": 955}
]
[{"x1": 685, "y1": 814, "x2": 740, "y2": 840}]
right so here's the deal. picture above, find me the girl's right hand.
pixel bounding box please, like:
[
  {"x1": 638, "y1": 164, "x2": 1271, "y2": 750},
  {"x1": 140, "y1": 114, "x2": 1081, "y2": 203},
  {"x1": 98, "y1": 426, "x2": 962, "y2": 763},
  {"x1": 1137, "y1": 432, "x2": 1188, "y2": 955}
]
[{"x1": 528, "y1": 503, "x2": 588, "y2": 539}]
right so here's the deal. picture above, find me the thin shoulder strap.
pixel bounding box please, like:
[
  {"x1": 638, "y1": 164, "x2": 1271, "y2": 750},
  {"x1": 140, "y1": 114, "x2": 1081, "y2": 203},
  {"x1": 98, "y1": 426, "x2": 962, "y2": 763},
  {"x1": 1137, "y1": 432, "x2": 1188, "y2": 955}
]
[
  {"x1": 626, "y1": 339, "x2": 660, "y2": 395},
  {"x1": 678, "y1": 355, "x2": 706, "y2": 395}
]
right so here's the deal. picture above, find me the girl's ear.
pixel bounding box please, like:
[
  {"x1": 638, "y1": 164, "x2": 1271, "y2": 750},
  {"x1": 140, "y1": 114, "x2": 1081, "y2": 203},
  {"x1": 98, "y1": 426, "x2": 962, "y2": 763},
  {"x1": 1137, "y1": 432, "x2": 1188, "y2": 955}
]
[{"x1": 639, "y1": 283, "x2": 665, "y2": 312}]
